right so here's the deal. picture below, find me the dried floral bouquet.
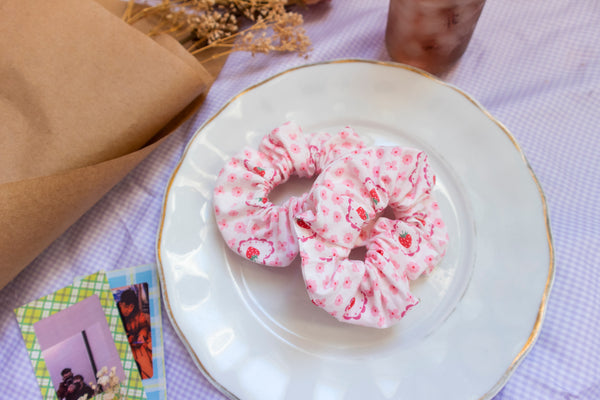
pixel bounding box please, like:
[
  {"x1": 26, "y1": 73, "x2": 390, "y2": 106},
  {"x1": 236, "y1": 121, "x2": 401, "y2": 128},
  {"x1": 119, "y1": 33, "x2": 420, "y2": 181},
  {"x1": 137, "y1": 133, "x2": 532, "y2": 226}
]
[{"x1": 122, "y1": 0, "x2": 321, "y2": 63}]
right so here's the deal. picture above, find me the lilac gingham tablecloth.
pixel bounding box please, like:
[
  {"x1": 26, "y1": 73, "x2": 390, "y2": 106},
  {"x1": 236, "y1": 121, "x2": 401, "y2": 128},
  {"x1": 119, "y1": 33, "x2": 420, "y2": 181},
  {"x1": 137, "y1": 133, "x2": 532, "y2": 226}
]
[{"x1": 2, "y1": 1, "x2": 599, "y2": 399}]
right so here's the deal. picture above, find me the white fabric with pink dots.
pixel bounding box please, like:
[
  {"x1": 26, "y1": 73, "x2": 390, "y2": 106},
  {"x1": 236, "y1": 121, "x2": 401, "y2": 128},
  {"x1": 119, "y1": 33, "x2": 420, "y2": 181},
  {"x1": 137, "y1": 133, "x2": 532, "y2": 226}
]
[
  {"x1": 294, "y1": 146, "x2": 449, "y2": 328},
  {"x1": 213, "y1": 121, "x2": 366, "y2": 267}
]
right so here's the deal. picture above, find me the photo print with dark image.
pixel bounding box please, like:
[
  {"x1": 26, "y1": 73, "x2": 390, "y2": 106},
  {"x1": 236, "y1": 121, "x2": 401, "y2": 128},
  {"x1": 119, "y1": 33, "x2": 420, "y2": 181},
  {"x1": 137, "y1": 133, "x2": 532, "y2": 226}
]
[
  {"x1": 112, "y1": 283, "x2": 153, "y2": 380},
  {"x1": 33, "y1": 294, "x2": 126, "y2": 400}
]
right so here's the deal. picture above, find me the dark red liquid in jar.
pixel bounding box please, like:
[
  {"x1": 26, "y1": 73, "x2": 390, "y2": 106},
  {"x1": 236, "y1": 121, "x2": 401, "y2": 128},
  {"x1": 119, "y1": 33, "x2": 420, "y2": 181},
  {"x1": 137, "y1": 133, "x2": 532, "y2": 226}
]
[{"x1": 385, "y1": 0, "x2": 485, "y2": 76}]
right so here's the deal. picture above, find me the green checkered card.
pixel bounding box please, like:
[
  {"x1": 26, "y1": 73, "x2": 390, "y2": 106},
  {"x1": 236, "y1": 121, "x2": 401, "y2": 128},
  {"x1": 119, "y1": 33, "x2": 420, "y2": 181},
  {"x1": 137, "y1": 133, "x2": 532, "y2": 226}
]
[{"x1": 14, "y1": 271, "x2": 146, "y2": 400}]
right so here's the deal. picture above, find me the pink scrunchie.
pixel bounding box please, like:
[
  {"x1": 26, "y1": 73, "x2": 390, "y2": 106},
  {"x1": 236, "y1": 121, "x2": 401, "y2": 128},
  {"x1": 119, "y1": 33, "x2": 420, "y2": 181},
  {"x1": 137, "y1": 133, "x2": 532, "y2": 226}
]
[
  {"x1": 294, "y1": 146, "x2": 449, "y2": 328},
  {"x1": 214, "y1": 121, "x2": 366, "y2": 267}
]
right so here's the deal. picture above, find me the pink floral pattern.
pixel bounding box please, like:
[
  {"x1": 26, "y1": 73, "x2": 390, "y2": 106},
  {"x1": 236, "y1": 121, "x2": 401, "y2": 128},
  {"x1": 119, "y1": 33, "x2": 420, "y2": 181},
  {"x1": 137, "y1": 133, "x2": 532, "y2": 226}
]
[
  {"x1": 294, "y1": 146, "x2": 449, "y2": 328},
  {"x1": 237, "y1": 238, "x2": 275, "y2": 264},
  {"x1": 213, "y1": 122, "x2": 365, "y2": 267}
]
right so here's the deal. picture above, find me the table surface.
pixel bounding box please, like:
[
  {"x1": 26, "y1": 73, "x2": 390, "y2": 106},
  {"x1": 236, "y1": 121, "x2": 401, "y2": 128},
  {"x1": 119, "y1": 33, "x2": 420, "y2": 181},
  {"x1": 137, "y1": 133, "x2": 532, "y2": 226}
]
[{"x1": 2, "y1": 1, "x2": 599, "y2": 399}]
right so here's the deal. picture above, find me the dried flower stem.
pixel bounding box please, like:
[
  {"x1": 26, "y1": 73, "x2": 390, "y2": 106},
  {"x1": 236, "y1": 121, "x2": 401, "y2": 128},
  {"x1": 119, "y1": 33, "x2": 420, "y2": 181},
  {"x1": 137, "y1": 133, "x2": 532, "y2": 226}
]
[
  {"x1": 123, "y1": 0, "x2": 312, "y2": 64},
  {"x1": 122, "y1": 0, "x2": 136, "y2": 22}
]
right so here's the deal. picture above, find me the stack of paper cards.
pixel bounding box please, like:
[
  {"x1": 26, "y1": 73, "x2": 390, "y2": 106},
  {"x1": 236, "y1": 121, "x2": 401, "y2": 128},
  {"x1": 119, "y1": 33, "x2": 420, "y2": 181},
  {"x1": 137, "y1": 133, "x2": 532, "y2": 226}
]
[{"x1": 14, "y1": 264, "x2": 167, "y2": 400}]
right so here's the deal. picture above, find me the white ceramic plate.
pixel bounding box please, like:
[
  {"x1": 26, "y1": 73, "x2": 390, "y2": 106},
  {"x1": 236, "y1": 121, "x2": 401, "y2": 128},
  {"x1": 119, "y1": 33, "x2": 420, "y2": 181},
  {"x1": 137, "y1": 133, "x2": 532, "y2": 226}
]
[{"x1": 157, "y1": 60, "x2": 553, "y2": 400}]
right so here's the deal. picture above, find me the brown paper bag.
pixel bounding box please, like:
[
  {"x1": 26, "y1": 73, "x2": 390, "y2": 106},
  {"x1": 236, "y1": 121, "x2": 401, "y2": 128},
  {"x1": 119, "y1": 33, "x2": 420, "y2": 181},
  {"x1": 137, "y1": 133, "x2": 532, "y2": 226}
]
[{"x1": 0, "y1": 0, "x2": 216, "y2": 289}]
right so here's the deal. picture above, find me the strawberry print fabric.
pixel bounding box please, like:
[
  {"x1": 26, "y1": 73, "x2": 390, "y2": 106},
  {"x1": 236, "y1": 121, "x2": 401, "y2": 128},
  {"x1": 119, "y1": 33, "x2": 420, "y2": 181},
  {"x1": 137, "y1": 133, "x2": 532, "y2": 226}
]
[
  {"x1": 294, "y1": 146, "x2": 449, "y2": 328},
  {"x1": 213, "y1": 121, "x2": 366, "y2": 266}
]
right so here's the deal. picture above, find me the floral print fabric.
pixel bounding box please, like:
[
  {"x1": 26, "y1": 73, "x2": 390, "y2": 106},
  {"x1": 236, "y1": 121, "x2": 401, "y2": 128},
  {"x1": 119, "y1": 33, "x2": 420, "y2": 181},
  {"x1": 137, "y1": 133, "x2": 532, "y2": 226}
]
[
  {"x1": 213, "y1": 121, "x2": 366, "y2": 266},
  {"x1": 294, "y1": 146, "x2": 449, "y2": 328},
  {"x1": 214, "y1": 123, "x2": 448, "y2": 328}
]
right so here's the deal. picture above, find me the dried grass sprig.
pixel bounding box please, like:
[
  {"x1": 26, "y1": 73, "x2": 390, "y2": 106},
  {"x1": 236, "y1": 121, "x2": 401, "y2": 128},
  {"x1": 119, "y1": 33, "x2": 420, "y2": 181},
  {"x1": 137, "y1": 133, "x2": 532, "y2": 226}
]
[{"x1": 123, "y1": 0, "x2": 314, "y2": 64}]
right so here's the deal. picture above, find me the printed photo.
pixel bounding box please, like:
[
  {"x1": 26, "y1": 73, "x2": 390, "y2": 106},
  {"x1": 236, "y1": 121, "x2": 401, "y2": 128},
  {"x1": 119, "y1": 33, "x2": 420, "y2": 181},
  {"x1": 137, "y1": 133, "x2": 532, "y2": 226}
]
[
  {"x1": 112, "y1": 283, "x2": 153, "y2": 380},
  {"x1": 33, "y1": 294, "x2": 126, "y2": 400}
]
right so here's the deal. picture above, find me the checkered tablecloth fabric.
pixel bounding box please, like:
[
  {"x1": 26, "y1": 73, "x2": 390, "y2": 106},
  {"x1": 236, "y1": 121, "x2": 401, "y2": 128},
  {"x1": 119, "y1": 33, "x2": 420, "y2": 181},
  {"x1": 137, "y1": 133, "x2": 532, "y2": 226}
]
[{"x1": 1, "y1": 0, "x2": 599, "y2": 399}]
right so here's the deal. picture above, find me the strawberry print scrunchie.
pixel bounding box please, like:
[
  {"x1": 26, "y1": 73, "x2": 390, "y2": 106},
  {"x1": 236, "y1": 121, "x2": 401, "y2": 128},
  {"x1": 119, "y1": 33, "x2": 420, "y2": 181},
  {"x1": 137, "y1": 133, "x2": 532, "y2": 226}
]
[
  {"x1": 294, "y1": 146, "x2": 449, "y2": 328},
  {"x1": 213, "y1": 121, "x2": 366, "y2": 267}
]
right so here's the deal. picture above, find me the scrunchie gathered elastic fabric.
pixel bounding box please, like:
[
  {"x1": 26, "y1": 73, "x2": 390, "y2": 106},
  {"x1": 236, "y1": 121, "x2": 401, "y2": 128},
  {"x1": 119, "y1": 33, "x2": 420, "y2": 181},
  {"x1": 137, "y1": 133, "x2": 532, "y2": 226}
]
[
  {"x1": 214, "y1": 121, "x2": 366, "y2": 267},
  {"x1": 294, "y1": 146, "x2": 449, "y2": 328}
]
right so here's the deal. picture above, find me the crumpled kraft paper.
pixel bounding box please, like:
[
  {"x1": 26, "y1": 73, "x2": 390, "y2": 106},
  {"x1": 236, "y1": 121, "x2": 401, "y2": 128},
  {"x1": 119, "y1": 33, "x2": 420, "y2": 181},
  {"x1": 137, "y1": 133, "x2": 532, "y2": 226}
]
[{"x1": 0, "y1": 0, "x2": 216, "y2": 289}]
